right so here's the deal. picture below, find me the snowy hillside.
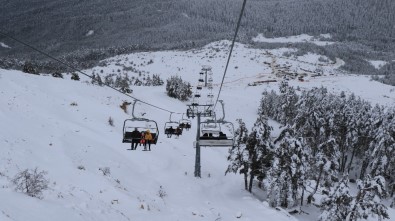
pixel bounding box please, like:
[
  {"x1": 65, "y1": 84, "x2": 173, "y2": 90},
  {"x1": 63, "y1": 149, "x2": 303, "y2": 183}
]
[{"x1": 1, "y1": 40, "x2": 395, "y2": 221}]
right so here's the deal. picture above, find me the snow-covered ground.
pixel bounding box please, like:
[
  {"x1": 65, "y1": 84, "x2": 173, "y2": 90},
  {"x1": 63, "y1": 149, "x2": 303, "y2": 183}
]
[
  {"x1": 252, "y1": 34, "x2": 334, "y2": 46},
  {"x1": 368, "y1": 60, "x2": 387, "y2": 70},
  {"x1": 1, "y1": 40, "x2": 395, "y2": 221},
  {"x1": 0, "y1": 42, "x2": 11, "y2": 48}
]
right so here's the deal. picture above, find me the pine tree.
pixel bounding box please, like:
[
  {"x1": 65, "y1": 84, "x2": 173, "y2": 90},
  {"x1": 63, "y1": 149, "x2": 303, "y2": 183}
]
[
  {"x1": 319, "y1": 175, "x2": 353, "y2": 221},
  {"x1": 348, "y1": 175, "x2": 388, "y2": 221},
  {"x1": 145, "y1": 75, "x2": 152, "y2": 86},
  {"x1": 166, "y1": 75, "x2": 192, "y2": 101},
  {"x1": 369, "y1": 109, "x2": 395, "y2": 179},
  {"x1": 226, "y1": 119, "x2": 250, "y2": 191},
  {"x1": 96, "y1": 74, "x2": 103, "y2": 86},
  {"x1": 267, "y1": 127, "x2": 310, "y2": 208},
  {"x1": 104, "y1": 75, "x2": 114, "y2": 86},
  {"x1": 308, "y1": 138, "x2": 340, "y2": 204},
  {"x1": 278, "y1": 81, "x2": 298, "y2": 125},
  {"x1": 91, "y1": 73, "x2": 97, "y2": 85},
  {"x1": 152, "y1": 74, "x2": 164, "y2": 86}
]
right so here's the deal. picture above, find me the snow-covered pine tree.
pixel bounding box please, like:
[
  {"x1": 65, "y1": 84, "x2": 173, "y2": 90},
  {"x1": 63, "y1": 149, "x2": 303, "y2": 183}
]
[
  {"x1": 259, "y1": 90, "x2": 279, "y2": 118},
  {"x1": 166, "y1": 76, "x2": 180, "y2": 98},
  {"x1": 344, "y1": 98, "x2": 373, "y2": 174},
  {"x1": 359, "y1": 104, "x2": 385, "y2": 179},
  {"x1": 319, "y1": 175, "x2": 353, "y2": 221},
  {"x1": 307, "y1": 138, "x2": 340, "y2": 204},
  {"x1": 347, "y1": 175, "x2": 388, "y2": 221},
  {"x1": 278, "y1": 81, "x2": 298, "y2": 125},
  {"x1": 369, "y1": 109, "x2": 395, "y2": 180},
  {"x1": 114, "y1": 75, "x2": 122, "y2": 87},
  {"x1": 134, "y1": 78, "x2": 143, "y2": 86},
  {"x1": 91, "y1": 73, "x2": 97, "y2": 85},
  {"x1": 104, "y1": 75, "x2": 114, "y2": 86},
  {"x1": 267, "y1": 127, "x2": 310, "y2": 208},
  {"x1": 96, "y1": 74, "x2": 103, "y2": 86},
  {"x1": 250, "y1": 114, "x2": 274, "y2": 191},
  {"x1": 178, "y1": 82, "x2": 192, "y2": 101},
  {"x1": 166, "y1": 76, "x2": 192, "y2": 101},
  {"x1": 152, "y1": 74, "x2": 164, "y2": 86},
  {"x1": 145, "y1": 75, "x2": 152, "y2": 86},
  {"x1": 293, "y1": 87, "x2": 328, "y2": 156},
  {"x1": 226, "y1": 119, "x2": 250, "y2": 191}
]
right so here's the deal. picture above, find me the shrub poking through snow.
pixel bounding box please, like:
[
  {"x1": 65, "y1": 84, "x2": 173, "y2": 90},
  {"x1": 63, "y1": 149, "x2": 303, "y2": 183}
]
[
  {"x1": 12, "y1": 168, "x2": 49, "y2": 199},
  {"x1": 108, "y1": 117, "x2": 114, "y2": 126},
  {"x1": 99, "y1": 167, "x2": 111, "y2": 176},
  {"x1": 52, "y1": 72, "x2": 63, "y2": 78},
  {"x1": 157, "y1": 185, "x2": 167, "y2": 198},
  {"x1": 71, "y1": 73, "x2": 80, "y2": 81}
]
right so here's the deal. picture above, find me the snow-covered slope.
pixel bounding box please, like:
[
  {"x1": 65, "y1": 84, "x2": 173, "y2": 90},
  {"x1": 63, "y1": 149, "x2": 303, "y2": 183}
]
[
  {"x1": 1, "y1": 40, "x2": 395, "y2": 221},
  {"x1": 0, "y1": 69, "x2": 296, "y2": 221}
]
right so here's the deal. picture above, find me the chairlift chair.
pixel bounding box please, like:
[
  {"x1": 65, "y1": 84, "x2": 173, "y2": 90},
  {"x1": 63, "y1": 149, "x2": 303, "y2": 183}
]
[
  {"x1": 164, "y1": 113, "x2": 183, "y2": 136},
  {"x1": 122, "y1": 100, "x2": 159, "y2": 144},
  {"x1": 198, "y1": 100, "x2": 234, "y2": 147},
  {"x1": 164, "y1": 121, "x2": 181, "y2": 136},
  {"x1": 179, "y1": 114, "x2": 192, "y2": 130},
  {"x1": 122, "y1": 119, "x2": 159, "y2": 144},
  {"x1": 199, "y1": 120, "x2": 234, "y2": 147}
]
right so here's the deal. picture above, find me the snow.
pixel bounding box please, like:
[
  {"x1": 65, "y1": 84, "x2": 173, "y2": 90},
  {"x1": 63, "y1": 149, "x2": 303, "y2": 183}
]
[
  {"x1": 1, "y1": 40, "x2": 395, "y2": 221},
  {"x1": 252, "y1": 34, "x2": 335, "y2": 46},
  {"x1": 181, "y1": 13, "x2": 190, "y2": 18},
  {"x1": 368, "y1": 60, "x2": 387, "y2": 69},
  {"x1": 86, "y1": 30, "x2": 94, "y2": 37},
  {"x1": 0, "y1": 42, "x2": 11, "y2": 48}
]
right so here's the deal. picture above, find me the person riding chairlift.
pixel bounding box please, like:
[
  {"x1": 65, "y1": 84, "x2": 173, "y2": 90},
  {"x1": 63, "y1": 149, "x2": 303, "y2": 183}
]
[
  {"x1": 144, "y1": 130, "x2": 153, "y2": 151},
  {"x1": 130, "y1": 128, "x2": 141, "y2": 150}
]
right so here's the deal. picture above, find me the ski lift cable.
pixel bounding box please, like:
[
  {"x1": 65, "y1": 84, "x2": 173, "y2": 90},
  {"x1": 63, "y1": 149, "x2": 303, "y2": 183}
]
[
  {"x1": 213, "y1": 0, "x2": 247, "y2": 110},
  {"x1": 0, "y1": 31, "x2": 183, "y2": 115}
]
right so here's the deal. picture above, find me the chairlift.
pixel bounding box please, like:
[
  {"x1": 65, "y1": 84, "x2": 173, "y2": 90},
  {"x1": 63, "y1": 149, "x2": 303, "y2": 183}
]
[
  {"x1": 179, "y1": 113, "x2": 192, "y2": 130},
  {"x1": 199, "y1": 120, "x2": 234, "y2": 147},
  {"x1": 164, "y1": 113, "x2": 183, "y2": 137},
  {"x1": 198, "y1": 79, "x2": 204, "y2": 82},
  {"x1": 122, "y1": 101, "x2": 159, "y2": 144},
  {"x1": 194, "y1": 94, "x2": 201, "y2": 98},
  {"x1": 197, "y1": 86, "x2": 202, "y2": 90},
  {"x1": 187, "y1": 108, "x2": 195, "y2": 118},
  {"x1": 198, "y1": 100, "x2": 234, "y2": 147}
]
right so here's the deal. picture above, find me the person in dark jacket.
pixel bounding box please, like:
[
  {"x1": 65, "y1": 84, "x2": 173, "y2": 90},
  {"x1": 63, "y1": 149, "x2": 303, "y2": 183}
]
[
  {"x1": 167, "y1": 126, "x2": 174, "y2": 138},
  {"x1": 130, "y1": 128, "x2": 141, "y2": 150}
]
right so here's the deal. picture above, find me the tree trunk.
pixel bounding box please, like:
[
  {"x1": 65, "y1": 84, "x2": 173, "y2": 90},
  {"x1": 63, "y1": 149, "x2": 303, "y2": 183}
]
[
  {"x1": 360, "y1": 157, "x2": 369, "y2": 179},
  {"x1": 244, "y1": 172, "x2": 248, "y2": 191},
  {"x1": 308, "y1": 165, "x2": 323, "y2": 204},
  {"x1": 347, "y1": 147, "x2": 356, "y2": 174},
  {"x1": 248, "y1": 175, "x2": 255, "y2": 193}
]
